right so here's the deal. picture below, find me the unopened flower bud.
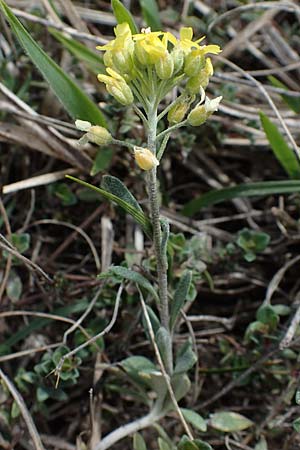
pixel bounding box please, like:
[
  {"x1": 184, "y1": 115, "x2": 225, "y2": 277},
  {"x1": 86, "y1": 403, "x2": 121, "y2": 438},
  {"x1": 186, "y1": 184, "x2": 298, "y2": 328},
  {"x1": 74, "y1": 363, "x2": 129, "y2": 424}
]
[
  {"x1": 75, "y1": 120, "x2": 113, "y2": 146},
  {"x1": 167, "y1": 96, "x2": 194, "y2": 124},
  {"x1": 87, "y1": 126, "x2": 113, "y2": 145},
  {"x1": 171, "y1": 47, "x2": 184, "y2": 74},
  {"x1": 107, "y1": 82, "x2": 134, "y2": 105},
  {"x1": 155, "y1": 53, "x2": 174, "y2": 80},
  {"x1": 188, "y1": 96, "x2": 222, "y2": 126},
  {"x1": 186, "y1": 57, "x2": 214, "y2": 94},
  {"x1": 134, "y1": 146, "x2": 159, "y2": 170},
  {"x1": 98, "y1": 68, "x2": 134, "y2": 105},
  {"x1": 184, "y1": 50, "x2": 205, "y2": 77}
]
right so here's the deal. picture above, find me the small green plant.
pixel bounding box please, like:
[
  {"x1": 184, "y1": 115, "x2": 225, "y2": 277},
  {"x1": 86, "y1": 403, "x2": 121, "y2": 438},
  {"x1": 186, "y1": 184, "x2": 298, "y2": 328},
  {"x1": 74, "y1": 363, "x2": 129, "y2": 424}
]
[
  {"x1": 66, "y1": 19, "x2": 222, "y2": 449},
  {"x1": 236, "y1": 228, "x2": 270, "y2": 262}
]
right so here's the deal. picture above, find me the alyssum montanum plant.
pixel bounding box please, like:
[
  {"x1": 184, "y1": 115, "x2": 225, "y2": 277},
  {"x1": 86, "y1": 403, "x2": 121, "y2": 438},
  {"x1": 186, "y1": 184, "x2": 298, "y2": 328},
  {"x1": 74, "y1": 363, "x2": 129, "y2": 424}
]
[{"x1": 74, "y1": 24, "x2": 222, "y2": 450}]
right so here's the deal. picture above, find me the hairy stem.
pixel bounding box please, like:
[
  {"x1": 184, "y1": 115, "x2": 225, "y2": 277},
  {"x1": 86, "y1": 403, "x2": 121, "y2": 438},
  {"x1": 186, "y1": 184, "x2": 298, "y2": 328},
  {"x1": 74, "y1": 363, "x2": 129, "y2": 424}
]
[{"x1": 146, "y1": 105, "x2": 172, "y2": 373}]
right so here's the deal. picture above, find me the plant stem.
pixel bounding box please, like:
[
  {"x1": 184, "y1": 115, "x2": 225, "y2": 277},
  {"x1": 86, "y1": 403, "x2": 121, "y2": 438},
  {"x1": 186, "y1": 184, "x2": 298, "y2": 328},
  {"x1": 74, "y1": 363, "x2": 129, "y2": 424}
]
[
  {"x1": 92, "y1": 412, "x2": 157, "y2": 450},
  {"x1": 146, "y1": 106, "x2": 171, "y2": 368}
]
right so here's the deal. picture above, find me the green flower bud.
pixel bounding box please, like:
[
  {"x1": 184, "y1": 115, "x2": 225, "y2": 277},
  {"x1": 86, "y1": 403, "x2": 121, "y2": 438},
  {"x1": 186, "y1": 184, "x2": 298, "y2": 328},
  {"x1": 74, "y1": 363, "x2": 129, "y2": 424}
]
[
  {"x1": 98, "y1": 68, "x2": 134, "y2": 105},
  {"x1": 107, "y1": 82, "x2": 134, "y2": 105},
  {"x1": 184, "y1": 50, "x2": 205, "y2": 77},
  {"x1": 167, "y1": 96, "x2": 194, "y2": 124},
  {"x1": 112, "y1": 51, "x2": 133, "y2": 74},
  {"x1": 186, "y1": 57, "x2": 214, "y2": 93},
  {"x1": 155, "y1": 53, "x2": 174, "y2": 80},
  {"x1": 87, "y1": 126, "x2": 113, "y2": 145},
  {"x1": 171, "y1": 47, "x2": 184, "y2": 74},
  {"x1": 188, "y1": 96, "x2": 222, "y2": 126}
]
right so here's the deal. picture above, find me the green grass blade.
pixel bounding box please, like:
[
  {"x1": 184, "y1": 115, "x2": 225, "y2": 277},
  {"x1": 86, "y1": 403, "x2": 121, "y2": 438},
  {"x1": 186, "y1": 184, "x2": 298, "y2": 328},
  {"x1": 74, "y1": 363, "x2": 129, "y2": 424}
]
[
  {"x1": 138, "y1": 0, "x2": 162, "y2": 31},
  {"x1": 268, "y1": 76, "x2": 300, "y2": 114},
  {"x1": 0, "y1": 0, "x2": 106, "y2": 126},
  {"x1": 260, "y1": 112, "x2": 300, "y2": 179},
  {"x1": 111, "y1": 0, "x2": 139, "y2": 34},
  {"x1": 50, "y1": 30, "x2": 105, "y2": 75},
  {"x1": 66, "y1": 175, "x2": 152, "y2": 237},
  {"x1": 182, "y1": 180, "x2": 300, "y2": 216}
]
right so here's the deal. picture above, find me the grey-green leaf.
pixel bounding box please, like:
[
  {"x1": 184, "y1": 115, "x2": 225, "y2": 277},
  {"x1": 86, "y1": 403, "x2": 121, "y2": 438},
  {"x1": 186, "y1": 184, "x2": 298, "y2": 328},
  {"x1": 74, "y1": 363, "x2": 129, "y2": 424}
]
[
  {"x1": 158, "y1": 438, "x2": 172, "y2": 450},
  {"x1": 66, "y1": 175, "x2": 152, "y2": 237},
  {"x1": 174, "y1": 340, "x2": 197, "y2": 374},
  {"x1": 111, "y1": 0, "x2": 139, "y2": 34},
  {"x1": 260, "y1": 112, "x2": 300, "y2": 179},
  {"x1": 102, "y1": 175, "x2": 144, "y2": 214},
  {"x1": 100, "y1": 266, "x2": 159, "y2": 303},
  {"x1": 210, "y1": 412, "x2": 253, "y2": 432},
  {"x1": 133, "y1": 433, "x2": 147, "y2": 450},
  {"x1": 181, "y1": 408, "x2": 207, "y2": 432},
  {"x1": 156, "y1": 327, "x2": 172, "y2": 370},
  {"x1": 0, "y1": 0, "x2": 106, "y2": 126},
  {"x1": 170, "y1": 271, "x2": 192, "y2": 330}
]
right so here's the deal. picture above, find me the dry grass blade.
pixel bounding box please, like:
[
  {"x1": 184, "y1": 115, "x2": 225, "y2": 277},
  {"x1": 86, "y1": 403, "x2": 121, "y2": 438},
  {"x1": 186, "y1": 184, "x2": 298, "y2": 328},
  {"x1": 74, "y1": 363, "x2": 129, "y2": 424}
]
[
  {"x1": 2, "y1": 168, "x2": 78, "y2": 195},
  {"x1": 0, "y1": 369, "x2": 46, "y2": 450}
]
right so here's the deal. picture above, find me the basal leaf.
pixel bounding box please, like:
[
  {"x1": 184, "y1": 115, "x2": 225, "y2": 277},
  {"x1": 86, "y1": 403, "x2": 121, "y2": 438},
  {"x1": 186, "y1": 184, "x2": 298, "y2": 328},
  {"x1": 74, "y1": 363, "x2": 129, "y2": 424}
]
[
  {"x1": 174, "y1": 340, "x2": 197, "y2": 374},
  {"x1": 133, "y1": 433, "x2": 147, "y2": 450},
  {"x1": 180, "y1": 408, "x2": 207, "y2": 432},
  {"x1": 111, "y1": 0, "x2": 138, "y2": 34},
  {"x1": 0, "y1": 0, "x2": 106, "y2": 126},
  {"x1": 183, "y1": 180, "x2": 300, "y2": 216},
  {"x1": 260, "y1": 112, "x2": 300, "y2": 179},
  {"x1": 66, "y1": 175, "x2": 152, "y2": 237},
  {"x1": 210, "y1": 411, "x2": 253, "y2": 432}
]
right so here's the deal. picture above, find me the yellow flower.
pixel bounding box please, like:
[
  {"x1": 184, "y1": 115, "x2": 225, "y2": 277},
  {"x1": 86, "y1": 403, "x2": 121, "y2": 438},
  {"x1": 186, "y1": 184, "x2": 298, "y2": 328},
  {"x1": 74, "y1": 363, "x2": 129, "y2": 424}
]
[
  {"x1": 134, "y1": 146, "x2": 159, "y2": 170},
  {"x1": 97, "y1": 23, "x2": 134, "y2": 74},
  {"x1": 133, "y1": 29, "x2": 167, "y2": 65}
]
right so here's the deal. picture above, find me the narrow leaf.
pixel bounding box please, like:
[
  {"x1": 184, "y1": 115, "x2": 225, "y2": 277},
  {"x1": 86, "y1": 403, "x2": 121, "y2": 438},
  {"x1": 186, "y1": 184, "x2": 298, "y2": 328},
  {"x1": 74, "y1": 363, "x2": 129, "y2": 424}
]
[
  {"x1": 100, "y1": 266, "x2": 159, "y2": 303},
  {"x1": 66, "y1": 175, "x2": 152, "y2": 237},
  {"x1": 210, "y1": 411, "x2": 253, "y2": 432},
  {"x1": 170, "y1": 271, "x2": 192, "y2": 330},
  {"x1": 139, "y1": 0, "x2": 162, "y2": 31},
  {"x1": 182, "y1": 180, "x2": 300, "y2": 216},
  {"x1": 111, "y1": 0, "x2": 139, "y2": 34},
  {"x1": 260, "y1": 112, "x2": 300, "y2": 179},
  {"x1": 0, "y1": 0, "x2": 106, "y2": 126},
  {"x1": 50, "y1": 30, "x2": 105, "y2": 75}
]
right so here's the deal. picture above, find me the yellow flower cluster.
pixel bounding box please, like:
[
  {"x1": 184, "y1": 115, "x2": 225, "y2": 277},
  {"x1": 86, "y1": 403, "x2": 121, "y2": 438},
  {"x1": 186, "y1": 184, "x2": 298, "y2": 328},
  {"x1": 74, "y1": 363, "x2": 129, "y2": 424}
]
[{"x1": 97, "y1": 24, "x2": 221, "y2": 107}]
